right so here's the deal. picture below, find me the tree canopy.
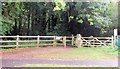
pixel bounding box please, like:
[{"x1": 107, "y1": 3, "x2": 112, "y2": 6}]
[{"x1": 0, "y1": 1, "x2": 119, "y2": 36}]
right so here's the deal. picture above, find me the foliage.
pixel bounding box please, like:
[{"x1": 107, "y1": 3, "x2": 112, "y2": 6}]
[
  {"x1": 0, "y1": 1, "x2": 118, "y2": 36},
  {"x1": 53, "y1": 0, "x2": 66, "y2": 11},
  {"x1": 75, "y1": 2, "x2": 118, "y2": 35},
  {"x1": 0, "y1": 15, "x2": 13, "y2": 35},
  {"x1": 53, "y1": 23, "x2": 71, "y2": 36}
]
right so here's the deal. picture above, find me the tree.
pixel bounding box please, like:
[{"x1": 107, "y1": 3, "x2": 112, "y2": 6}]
[{"x1": 1, "y1": 1, "x2": 118, "y2": 36}]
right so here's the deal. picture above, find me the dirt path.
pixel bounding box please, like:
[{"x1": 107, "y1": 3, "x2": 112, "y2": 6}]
[{"x1": 1, "y1": 47, "x2": 118, "y2": 67}]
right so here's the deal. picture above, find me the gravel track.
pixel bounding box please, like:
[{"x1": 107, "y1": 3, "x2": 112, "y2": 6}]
[{"x1": 1, "y1": 47, "x2": 118, "y2": 67}]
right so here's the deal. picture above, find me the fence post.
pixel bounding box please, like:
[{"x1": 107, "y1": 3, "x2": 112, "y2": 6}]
[
  {"x1": 75, "y1": 34, "x2": 78, "y2": 47},
  {"x1": 0, "y1": 36, "x2": 2, "y2": 46},
  {"x1": 37, "y1": 35, "x2": 39, "y2": 47},
  {"x1": 53, "y1": 36, "x2": 56, "y2": 47},
  {"x1": 89, "y1": 36, "x2": 93, "y2": 47},
  {"x1": 72, "y1": 35, "x2": 74, "y2": 46},
  {"x1": 76, "y1": 34, "x2": 82, "y2": 48},
  {"x1": 114, "y1": 29, "x2": 118, "y2": 48},
  {"x1": 16, "y1": 35, "x2": 19, "y2": 49},
  {"x1": 111, "y1": 36, "x2": 114, "y2": 48},
  {"x1": 63, "y1": 36, "x2": 66, "y2": 48}
]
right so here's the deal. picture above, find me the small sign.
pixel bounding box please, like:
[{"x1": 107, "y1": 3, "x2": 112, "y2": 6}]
[{"x1": 114, "y1": 29, "x2": 118, "y2": 37}]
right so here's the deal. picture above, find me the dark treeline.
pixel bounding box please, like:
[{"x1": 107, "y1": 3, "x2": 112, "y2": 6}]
[{"x1": 1, "y1": 2, "x2": 118, "y2": 36}]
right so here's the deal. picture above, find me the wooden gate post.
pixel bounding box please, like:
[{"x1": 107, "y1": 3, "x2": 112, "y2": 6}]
[
  {"x1": 76, "y1": 34, "x2": 82, "y2": 48},
  {"x1": 63, "y1": 36, "x2": 66, "y2": 48},
  {"x1": 75, "y1": 34, "x2": 78, "y2": 47},
  {"x1": 114, "y1": 29, "x2": 118, "y2": 48},
  {"x1": 16, "y1": 35, "x2": 19, "y2": 49},
  {"x1": 37, "y1": 35, "x2": 39, "y2": 47},
  {"x1": 53, "y1": 36, "x2": 57, "y2": 47},
  {"x1": 72, "y1": 35, "x2": 74, "y2": 46},
  {"x1": 111, "y1": 36, "x2": 114, "y2": 48}
]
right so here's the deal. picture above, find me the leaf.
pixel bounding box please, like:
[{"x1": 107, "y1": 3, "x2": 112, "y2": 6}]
[
  {"x1": 70, "y1": 16, "x2": 74, "y2": 19},
  {"x1": 53, "y1": 6, "x2": 61, "y2": 11},
  {"x1": 90, "y1": 22, "x2": 94, "y2": 25},
  {"x1": 78, "y1": 19, "x2": 83, "y2": 23}
]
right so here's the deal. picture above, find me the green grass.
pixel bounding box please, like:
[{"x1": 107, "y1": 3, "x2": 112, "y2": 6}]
[
  {"x1": 0, "y1": 42, "x2": 53, "y2": 49},
  {"x1": 23, "y1": 47, "x2": 118, "y2": 67},
  {"x1": 32, "y1": 47, "x2": 118, "y2": 60},
  {"x1": 1, "y1": 46, "x2": 118, "y2": 67}
]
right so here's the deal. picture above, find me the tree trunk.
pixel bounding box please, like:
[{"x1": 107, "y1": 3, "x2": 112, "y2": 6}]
[
  {"x1": 31, "y1": 9, "x2": 35, "y2": 35},
  {"x1": 27, "y1": 10, "x2": 31, "y2": 35},
  {"x1": 14, "y1": 18, "x2": 18, "y2": 35},
  {"x1": 18, "y1": 15, "x2": 22, "y2": 35}
]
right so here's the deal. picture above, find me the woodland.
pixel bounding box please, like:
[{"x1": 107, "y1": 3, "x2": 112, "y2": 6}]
[{"x1": 0, "y1": 1, "x2": 119, "y2": 36}]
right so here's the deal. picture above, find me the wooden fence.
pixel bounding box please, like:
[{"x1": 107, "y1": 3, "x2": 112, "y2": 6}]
[
  {"x1": 0, "y1": 35, "x2": 72, "y2": 48},
  {"x1": 72, "y1": 34, "x2": 115, "y2": 48},
  {"x1": 0, "y1": 35, "x2": 115, "y2": 48}
]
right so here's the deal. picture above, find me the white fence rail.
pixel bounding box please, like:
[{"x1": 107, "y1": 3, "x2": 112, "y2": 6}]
[{"x1": 0, "y1": 35, "x2": 116, "y2": 48}]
